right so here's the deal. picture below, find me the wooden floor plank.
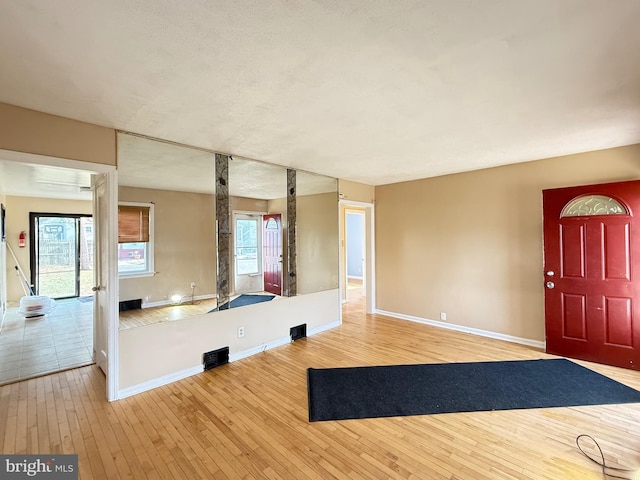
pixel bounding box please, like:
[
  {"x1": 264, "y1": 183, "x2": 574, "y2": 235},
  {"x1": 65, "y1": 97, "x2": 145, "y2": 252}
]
[{"x1": 2, "y1": 297, "x2": 640, "y2": 479}]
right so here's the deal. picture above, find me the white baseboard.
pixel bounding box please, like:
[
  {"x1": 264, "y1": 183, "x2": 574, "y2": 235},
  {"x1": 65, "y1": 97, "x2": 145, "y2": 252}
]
[
  {"x1": 143, "y1": 293, "x2": 217, "y2": 309},
  {"x1": 229, "y1": 319, "x2": 343, "y2": 362},
  {"x1": 229, "y1": 335, "x2": 291, "y2": 362},
  {"x1": 118, "y1": 364, "x2": 204, "y2": 399},
  {"x1": 375, "y1": 309, "x2": 545, "y2": 349},
  {"x1": 117, "y1": 318, "x2": 342, "y2": 399},
  {"x1": 308, "y1": 319, "x2": 342, "y2": 336}
]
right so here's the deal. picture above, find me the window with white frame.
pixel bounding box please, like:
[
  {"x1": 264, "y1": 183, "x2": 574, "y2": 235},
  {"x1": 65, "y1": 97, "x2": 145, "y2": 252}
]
[
  {"x1": 118, "y1": 202, "x2": 154, "y2": 277},
  {"x1": 235, "y1": 217, "x2": 259, "y2": 275}
]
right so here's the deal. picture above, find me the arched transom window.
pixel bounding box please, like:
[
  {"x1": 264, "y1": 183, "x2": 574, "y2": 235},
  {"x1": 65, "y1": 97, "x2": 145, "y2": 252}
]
[
  {"x1": 560, "y1": 195, "x2": 628, "y2": 217},
  {"x1": 266, "y1": 218, "x2": 278, "y2": 229}
]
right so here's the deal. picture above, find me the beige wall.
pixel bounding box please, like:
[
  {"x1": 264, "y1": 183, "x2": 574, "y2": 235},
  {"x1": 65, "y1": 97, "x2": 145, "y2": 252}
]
[
  {"x1": 231, "y1": 196, "x2": 268, "y2": 213},
  {"x1": 119, "y1": 186, "x2": 216, "y2": 304},
  {"x1": 0, "y1": 102, "x2": 116, "y2": 166},
  {"x1": 339, "y1": 179, "x2": 375, "y2": 203},
  {"x1": 297, "y1": 192, "x2": 340, "y2": 295},
  {"x1": 4, "y1": 195, "x2": 92, "y2": 302},
  {"x1": 375, "y1": 144, "x2": 640, "y2": 342},
  {"x1": 0, "y1": 103, "x2": 116, "y2": 305}
]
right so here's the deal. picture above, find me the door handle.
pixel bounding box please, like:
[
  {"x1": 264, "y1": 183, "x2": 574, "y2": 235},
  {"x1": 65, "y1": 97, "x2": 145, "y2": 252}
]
[
  {"x1": 92, "y1": 286, "x2": 104, "y2": 292},
  {"x1": 546, "y1": 281, "x2": 555, "y2": 289}
]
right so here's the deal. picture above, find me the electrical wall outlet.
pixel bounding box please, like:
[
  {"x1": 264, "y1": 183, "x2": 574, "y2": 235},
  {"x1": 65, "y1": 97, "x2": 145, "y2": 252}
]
[
  {"x1": 440, "y1": 312, "x2": 447, "y2": 321},
  {"x1": 190, "y1": 282, "x2": 196, "y2": 289},
  {"x1": 238, "y1": 326, "x2": 245, "y2": 338}
]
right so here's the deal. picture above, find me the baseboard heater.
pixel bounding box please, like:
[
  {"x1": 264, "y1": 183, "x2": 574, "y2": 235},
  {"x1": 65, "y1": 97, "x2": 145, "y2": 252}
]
[
  {"x1": 203, "y1": 347, "x2": 229, "y2": 371},
  {"x1": 290, "y1": 324, "x2": 307, "y2": 341},
  {"x1": 119, "y1": 299, "x2": 142, "y2": 312}
]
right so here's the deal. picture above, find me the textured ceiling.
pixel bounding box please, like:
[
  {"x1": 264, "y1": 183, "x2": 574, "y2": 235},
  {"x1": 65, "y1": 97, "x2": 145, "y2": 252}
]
[
  {"x1": 0, "y1": 0, "x2": 639, "y2": 186},
  {"x1": 118, "y1": 134, "x2": 336, "y2": 199},
  {"x1": 0, "y1": 159, "x2": 93, "y2": 200}
]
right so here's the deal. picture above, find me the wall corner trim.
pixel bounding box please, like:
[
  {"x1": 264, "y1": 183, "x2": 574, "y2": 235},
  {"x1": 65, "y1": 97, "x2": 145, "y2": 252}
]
[
  {"x1": 374, "y1": 309, "x2": 545, "y2": 350},
  {"x1": 117, "y1": 364, "x2": 204, "y2": 400}
]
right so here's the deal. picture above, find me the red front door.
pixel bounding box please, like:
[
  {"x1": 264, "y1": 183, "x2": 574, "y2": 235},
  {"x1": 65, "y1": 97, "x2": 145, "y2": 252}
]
[
  {"x1": 263, "y1": 214, "x2": 282, "y2": 296},
  {"x1": 543, "y1": 180, "x2": 640, "y2": 370}
]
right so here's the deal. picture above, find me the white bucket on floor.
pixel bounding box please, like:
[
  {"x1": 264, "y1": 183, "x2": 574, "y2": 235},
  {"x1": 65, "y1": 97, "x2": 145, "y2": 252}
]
[{"x1": 18, "y1": 296, "x2": 56, "y2": 318}]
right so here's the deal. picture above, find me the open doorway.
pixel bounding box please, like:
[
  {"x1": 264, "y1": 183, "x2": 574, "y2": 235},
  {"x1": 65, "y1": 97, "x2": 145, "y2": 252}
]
[
  {"x1": 340, "y1": 200, "x2": 375, "y2": 314},
  {"x1": 233, "y1": 212, "x2": 264, "y2": 295},
  {"x1": 231, "y1": 211, "x2": 283, "y2": 306},
  {"x1": 0, "y1": 154, "x2": 117, "y2": 397},
  {"x1": 1, "y1": 191, "x2": 95, "y2": 386},
  {"x1": 233, "y1": 211, "x2": 284, "y2": 297},
  {"x1": 345, "y1": 210, "x2": 365, "y2": 304}
]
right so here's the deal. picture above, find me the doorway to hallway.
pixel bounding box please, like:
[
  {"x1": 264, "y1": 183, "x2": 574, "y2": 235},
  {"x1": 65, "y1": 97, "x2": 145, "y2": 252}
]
[
  {"x1": 345, "y1": 210, "x2": 365, "y2": 304},
  {"x1": 340, "y1": 200, "x2": 375, "y2": 315}
]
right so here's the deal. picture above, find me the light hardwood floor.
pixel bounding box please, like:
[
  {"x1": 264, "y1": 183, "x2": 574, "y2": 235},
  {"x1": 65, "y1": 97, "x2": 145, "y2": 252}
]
[
  {"x1": 118, "y1": 294, "x2": 279, "y2": 330},
  {"x1": 118, "y1": 299, "x2": 218, "y2": 330},
  {"x1": 2, "y1": 297, "x2": 640, "y2": 479}
]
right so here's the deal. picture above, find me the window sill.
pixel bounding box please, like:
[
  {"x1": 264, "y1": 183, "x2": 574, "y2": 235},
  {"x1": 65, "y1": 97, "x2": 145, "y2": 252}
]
[{"x1": 119, "y1": 271, "x2": 155, "y2": 279}]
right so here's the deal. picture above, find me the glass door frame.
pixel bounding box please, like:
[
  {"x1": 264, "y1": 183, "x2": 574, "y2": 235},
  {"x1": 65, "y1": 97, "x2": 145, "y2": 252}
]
[{"x1": 29, "y1": 212, "x2": 93, "y2": 299}]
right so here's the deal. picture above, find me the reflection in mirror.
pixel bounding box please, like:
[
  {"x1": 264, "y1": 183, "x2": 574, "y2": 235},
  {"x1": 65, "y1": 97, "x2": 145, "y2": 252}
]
[
  {"x1": 116, "y1": 132, "x2": 339, "y2": 326},
  {"x1": 296, "y1": 170, "x2": 339, "y2": 294},
  {"x1": 223, "y1": 156, "x2": 288, "y2": 309},
  {"x1": 116, "y1": 133, "x2": 217, "y2": 330}
]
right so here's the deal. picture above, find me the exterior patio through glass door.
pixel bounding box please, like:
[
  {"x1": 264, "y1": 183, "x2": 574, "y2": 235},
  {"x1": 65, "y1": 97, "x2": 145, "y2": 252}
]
[{"x1": 30, "y1": 213, "x2": 94, "y2": 299}]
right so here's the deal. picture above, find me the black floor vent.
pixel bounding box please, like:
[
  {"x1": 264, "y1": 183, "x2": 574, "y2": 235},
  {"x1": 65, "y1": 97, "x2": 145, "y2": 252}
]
[
  {"x1": 119, "y1": 299, "x2": 142, "y2": 312},
  {"x1": 290, "y1": 324, "x2": 307, "y2": 341},
  {"x1": 203, "y1": 347, "x2": 229, "y2": 371}
]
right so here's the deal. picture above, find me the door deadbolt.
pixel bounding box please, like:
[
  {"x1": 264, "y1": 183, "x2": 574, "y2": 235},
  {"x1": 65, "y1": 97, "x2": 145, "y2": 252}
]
[{"x1": 545, "y1": 270, "x2": 555, "y2": 276}]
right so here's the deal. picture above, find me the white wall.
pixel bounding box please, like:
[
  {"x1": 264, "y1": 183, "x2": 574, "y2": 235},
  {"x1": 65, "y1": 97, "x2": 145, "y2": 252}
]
[{"x1": 119, "y1": 289, "x2": 340, "y2": 394}]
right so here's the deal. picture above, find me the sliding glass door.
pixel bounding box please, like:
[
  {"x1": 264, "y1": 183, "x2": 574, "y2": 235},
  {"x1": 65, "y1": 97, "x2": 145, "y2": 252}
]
[{"x1": 30, "y1": 213, "x2": 94, "y2": 299}]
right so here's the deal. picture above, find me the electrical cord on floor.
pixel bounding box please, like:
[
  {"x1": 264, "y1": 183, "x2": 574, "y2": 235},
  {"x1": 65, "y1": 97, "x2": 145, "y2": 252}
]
[
  {"x1": 576, "y1": 434, "x2": 638, "y2": 479},
  {"x1": 188, "y1": 285, "x2": 201, "y2": 305}
]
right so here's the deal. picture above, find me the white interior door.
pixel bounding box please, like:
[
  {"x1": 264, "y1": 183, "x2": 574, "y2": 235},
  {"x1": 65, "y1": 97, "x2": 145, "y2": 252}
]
[
  {"x1": 92, "y1": 172, "x2": 118, "y2": 399},
  {"x1": 1, "y1": 204, "x2": 5, "y2": 315},
  {"x1": 0, "y1": 238, "x2": 6, "y2": 317}
]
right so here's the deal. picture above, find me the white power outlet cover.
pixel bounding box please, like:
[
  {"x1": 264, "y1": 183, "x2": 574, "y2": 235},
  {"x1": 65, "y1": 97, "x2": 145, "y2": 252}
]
[
  {"x1": 238, "y1": 326, "x2": 245, "y2": 338},
  {"x1": 440, "y1": 312, "x2": 447, "y2": 321}
]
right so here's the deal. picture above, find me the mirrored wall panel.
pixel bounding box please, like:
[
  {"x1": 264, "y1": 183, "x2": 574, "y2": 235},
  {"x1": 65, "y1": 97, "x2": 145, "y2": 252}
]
[
  {"x1": 225, "y1": 156, "x2": 288, "y2": 308},
  {"x1": 296, "y1": 170, "x2": 339, "y2": 294},
  {"x1": 117, "y1": 132, "x2": 339, "y2": 329},
  {"x1": 117, "y1": 133, "x2": 217, "y2": 329}
]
